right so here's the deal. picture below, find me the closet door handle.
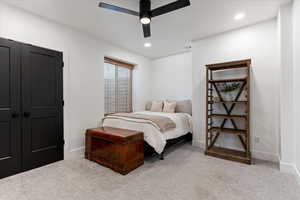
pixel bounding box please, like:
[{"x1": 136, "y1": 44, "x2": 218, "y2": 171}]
[
  {"x1": 11, "y1": 112, "x2": 19, "y2": 118},
  {"x1": 23, "y1": 112, "x2": 31, "y2": 118}
]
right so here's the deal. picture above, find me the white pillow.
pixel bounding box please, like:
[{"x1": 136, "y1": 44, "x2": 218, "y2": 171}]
[
  {"x1": 150, "y1": 101, "x2": 163, "y2": 112},
  {"x1": 163, "y1": 101, "x2": 176, "y2": 113}
]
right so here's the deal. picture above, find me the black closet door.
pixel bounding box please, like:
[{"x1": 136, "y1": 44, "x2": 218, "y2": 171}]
[
  {"x1": 21, "y1": 44, "x2": 64, "y2": 171},
  {"x1": 0, "y1": 39, "x2": 21, "y2": 179}
]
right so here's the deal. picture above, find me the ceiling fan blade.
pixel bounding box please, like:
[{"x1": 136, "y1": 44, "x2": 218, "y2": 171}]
[
  {"x1": 99, "y1": 2, "x2": 139, "y2": 16},
  {"x1": 150, "y1": 0, "x2": 190, "y2": 18},
  {"x1": 142, "y1": 24, "x2": 151, "y2": 38}
]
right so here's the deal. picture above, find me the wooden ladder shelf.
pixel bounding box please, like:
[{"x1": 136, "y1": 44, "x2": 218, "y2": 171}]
[{"x1": 205, "y1": 59, "x2": 251, "y2": 164}]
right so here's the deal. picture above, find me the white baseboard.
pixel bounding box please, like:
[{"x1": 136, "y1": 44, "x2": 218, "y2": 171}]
[
  {"x1": 65, "y1": 147, "x2": 85, "y2": 160},
  {"x1": 252, "y1": 150, "x2": 279, "y2": 163},
  {"x1": 280, "y1": 161, "x2": 300, "y2": 185},
  {"x1": 70, "y1": 141, "x2": 279, "y2": 162},
  {"x1": 192, "y1": 140, "x2": 204, "y2": 149},
  {"x1": 192, "y1": 140, "x2": 279, "y2": 162},
  {"x1": 296, "y1": 167, "x2": 300, "y2": 185}
]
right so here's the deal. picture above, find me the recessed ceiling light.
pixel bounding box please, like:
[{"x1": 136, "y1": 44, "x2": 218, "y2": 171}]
[
  {"x1": 234, "y1": 13, "x2": 245, "y2": 20},
  {"x1": 144, "y1": 42, "x2": 151, "y2": 48}
]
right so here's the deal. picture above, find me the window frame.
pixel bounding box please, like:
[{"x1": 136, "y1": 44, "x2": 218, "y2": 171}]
[{"x1": 104, "y1": 57, "x2": 134, "y2": 115}]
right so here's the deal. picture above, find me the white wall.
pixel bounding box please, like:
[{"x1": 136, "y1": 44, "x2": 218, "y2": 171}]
[
  {"x1": 0, "y1": 2, "x2": 152, "y2": 153},
  {"x1": 293, "y1": 0, "x2": 300, "y2": 178},
  {"x1": 278, "y1": 0, "x2": 300, "y2": 182},
  {"x1": 278, "y1": 3, "x2": 296, "y2": 170},
  {"x1": 192, "y1": 19, "x2": 280, "y2": 161},
  {"x1": 151, "y1": 52, "x2": 192, "y2": 100}
]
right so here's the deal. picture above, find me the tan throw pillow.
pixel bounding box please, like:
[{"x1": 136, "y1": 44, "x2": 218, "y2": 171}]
[
  {"x1": 150, "y1": 101, "x2": 163, "y2": 112},
  {"x1": 175, "y1": 100, "x2": 192, "y2": 115},
  {"x1": 163, "y1": 101, "x2": 177, "y2": 113}
]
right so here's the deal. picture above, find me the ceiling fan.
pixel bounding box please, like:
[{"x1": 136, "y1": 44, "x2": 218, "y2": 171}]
[{"x1": 99, "y1": 0, "x2": 191, "y2": 38}]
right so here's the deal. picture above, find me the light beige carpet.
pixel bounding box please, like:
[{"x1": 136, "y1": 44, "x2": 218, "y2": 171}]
[{"x1": 0, "y1": 143, "x2": 299, "y2": 200}]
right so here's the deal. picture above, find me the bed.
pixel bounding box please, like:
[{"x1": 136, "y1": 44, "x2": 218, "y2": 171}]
[{"x1": 103, "y1": 110, "x2": 193, "y2": 155}]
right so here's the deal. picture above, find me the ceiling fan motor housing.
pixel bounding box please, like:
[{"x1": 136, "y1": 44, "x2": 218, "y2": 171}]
[{"x1": 140, "y1": 0, "x2": 151, "y2": 22}]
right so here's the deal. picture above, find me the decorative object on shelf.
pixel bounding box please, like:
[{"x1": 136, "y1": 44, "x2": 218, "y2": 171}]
[
  {"x1": 212, "y1": 96, "x2": 220, "y2": 103},
  {"x1": 222, "y1": 90, "x2": 236, "y2": 101},
  {"x1": 219, "y1": 82, "x2": 240, "y2": 92},
  {"x1": 219, "y1": 82, "x2": 240, "y2": 101},
  {"x1": 205, "y1": 59, "x2": 251, "y2": 164}
]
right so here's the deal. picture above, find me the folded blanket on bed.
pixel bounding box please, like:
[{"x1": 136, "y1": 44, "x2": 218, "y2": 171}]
[{"x1": 103, "y1": 113, "x2": 176, "y2": 132}]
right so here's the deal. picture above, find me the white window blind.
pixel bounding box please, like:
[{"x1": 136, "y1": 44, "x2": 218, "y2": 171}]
[{"x1": 104, "y1": 58, "x2": 133, "y2": 114}]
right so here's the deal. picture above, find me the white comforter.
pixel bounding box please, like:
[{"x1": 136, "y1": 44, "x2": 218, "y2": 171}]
[{"x1": 102, "y1": 111, "x2": 193, "y2": 154}]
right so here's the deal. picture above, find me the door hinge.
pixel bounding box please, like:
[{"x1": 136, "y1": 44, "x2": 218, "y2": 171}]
[
  {"x1": 62, "y1": 62, "x2": 64, "y2": 68},
  {"x1": 62, "y1": 100, "x2": 65, "y2": 106}
]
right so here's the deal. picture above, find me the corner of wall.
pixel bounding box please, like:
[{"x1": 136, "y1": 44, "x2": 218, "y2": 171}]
[
  {"x1": 280, "y1": 161, "x2": 300, "y2": 185},
  {"x1": 65, "y1": 147, "x2": 85, "y2": 160},
  {"x1": 296, "y1": 166, "x2": 300, "y2": 185},
  {"x1": 192, "y1": 140, "x2": 205, "y2": 150}
]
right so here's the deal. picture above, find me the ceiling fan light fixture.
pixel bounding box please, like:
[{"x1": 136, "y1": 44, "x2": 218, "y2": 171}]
[
  {"x1": 140, "y1": 17, "x2": 151, "y2": 24},
  {"x1": 144, "y1": 42, "x2": 151, "y2": 47},
  {"x1": 99, "y1": 0, "x2": 191, "y2": 38},
  {"x1": 234, "y1": 13, "x2": 245, "y2": 20}
]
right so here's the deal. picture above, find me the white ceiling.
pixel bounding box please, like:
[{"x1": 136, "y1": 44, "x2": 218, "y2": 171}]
[{"x1": 2, "y1": 0, "x2": 290, "y2": 59}]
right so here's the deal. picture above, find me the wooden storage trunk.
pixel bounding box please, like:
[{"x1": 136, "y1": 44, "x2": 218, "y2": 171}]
[{"x1": 85, "y1": 127, "x2": 144, "y2": 175}]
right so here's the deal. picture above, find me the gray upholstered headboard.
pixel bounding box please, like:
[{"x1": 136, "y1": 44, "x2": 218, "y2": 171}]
[{"x1": 145, "y1": 100, "x2": 192, "y2": 115}]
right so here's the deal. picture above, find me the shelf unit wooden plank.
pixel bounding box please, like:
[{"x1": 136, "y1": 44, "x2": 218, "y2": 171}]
[
  {"x1": 208, "y1": 100, "x2": 248, "y2": 104},
  {"x1": 205, "y1": 146, "x2": 251, "y2": 164},
  {"x1": 207, "y1": 65, "x2": 248, "y2": 71},
  {"x1": 209, "y1": 127, "x2": 246, "y2": 135},
  {"x1": 206, "y1": 59, "x2": 251, "y2": 71},
  {"x1": 208, "y1": 77, "x2": 247, "y2": 83},
  {"x1": 209, "y1": 114, "x2": 247, "y2": 119}
]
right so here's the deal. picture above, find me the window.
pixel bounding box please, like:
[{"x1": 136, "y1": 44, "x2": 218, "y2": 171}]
[{"x1": 104, "y1": 57, "x2": 133, "y2": 114}]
